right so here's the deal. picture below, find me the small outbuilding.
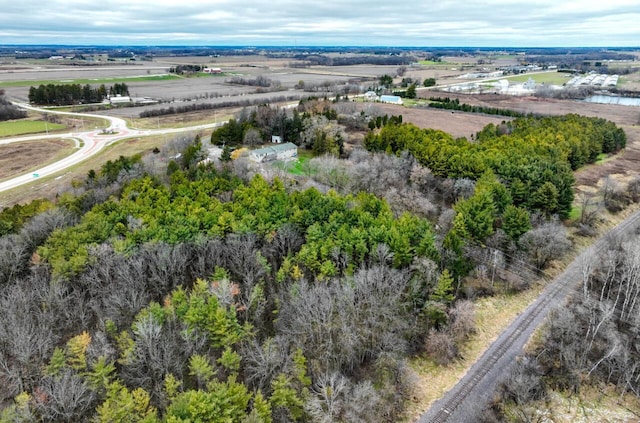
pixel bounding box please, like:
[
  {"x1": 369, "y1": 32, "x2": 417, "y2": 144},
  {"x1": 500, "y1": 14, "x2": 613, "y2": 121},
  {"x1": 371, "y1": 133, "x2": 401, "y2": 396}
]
[{"x1": 109, "y1": 95, "x2": 132, "y2": 105}]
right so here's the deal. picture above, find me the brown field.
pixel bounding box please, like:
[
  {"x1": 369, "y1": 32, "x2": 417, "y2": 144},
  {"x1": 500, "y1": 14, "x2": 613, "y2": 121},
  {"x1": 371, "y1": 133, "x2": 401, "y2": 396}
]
[
  {"x1": 0, "y1": 138, "x2": 75, "y2": 181},
  {"x1": 2, "y1": 55, "x2": 640, "y2": 207},
  {"x1": 358, "y1": 102, "x2": 508, "y2": 139}
]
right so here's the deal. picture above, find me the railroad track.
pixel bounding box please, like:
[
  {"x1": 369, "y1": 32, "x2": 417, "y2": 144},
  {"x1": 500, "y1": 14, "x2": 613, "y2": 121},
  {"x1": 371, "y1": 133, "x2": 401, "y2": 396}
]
[{"x1": 420, "y1": 209, "x2": 640, "y2": 422}]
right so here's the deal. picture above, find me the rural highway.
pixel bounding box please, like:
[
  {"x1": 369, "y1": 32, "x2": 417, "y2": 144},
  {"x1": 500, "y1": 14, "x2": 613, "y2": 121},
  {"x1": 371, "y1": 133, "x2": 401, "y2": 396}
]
[
  {"x1": 0, "y1": 103, "x2": 224, "y2": 193},
  {"x1": 418, "y1": 209, "x2": 640, "y2": 422}
]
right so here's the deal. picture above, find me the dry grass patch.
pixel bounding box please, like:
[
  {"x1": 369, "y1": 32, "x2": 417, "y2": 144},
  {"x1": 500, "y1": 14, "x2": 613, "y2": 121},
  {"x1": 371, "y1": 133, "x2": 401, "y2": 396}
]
[
  {"x1": 131, "y1": 108, "x2": 237, "y2": 130},
  {"x1": 519, "y1": 385, "x2": 640, "y2": 422},
  {"x1": 0, "y1": 138, "x2": 76, "y2": 181},
  {"x1": 0, "y1": 133, "x2": 194, "y2": 206},
  {"x1": 402, "y1": 287, "x2": 542, "y2": 422}
]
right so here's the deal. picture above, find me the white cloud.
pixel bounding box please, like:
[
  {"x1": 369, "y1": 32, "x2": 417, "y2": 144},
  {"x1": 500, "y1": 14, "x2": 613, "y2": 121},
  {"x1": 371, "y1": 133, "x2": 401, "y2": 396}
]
[{"x1": 0, "y1": 0, "x2": 637, "y2": 46}]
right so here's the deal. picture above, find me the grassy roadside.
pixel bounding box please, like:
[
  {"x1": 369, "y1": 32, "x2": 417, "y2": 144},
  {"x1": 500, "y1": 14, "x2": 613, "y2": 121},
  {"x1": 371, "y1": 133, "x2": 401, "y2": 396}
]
[
  {"x1": 0, "y1": 120, "x2": 66, "y2": 137},
  {"x1": 0, "y1": 134, "x2": 171, "y2": 206},
  {"x1": 0, "y1": 139, "x2": 78, "y2": 183}
]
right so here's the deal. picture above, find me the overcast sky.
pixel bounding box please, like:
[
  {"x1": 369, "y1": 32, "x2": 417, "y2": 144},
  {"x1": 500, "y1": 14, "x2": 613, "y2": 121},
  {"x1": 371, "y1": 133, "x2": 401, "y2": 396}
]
[{"x1": 1, "y1": 0, "x2": 639, "y2": 47}]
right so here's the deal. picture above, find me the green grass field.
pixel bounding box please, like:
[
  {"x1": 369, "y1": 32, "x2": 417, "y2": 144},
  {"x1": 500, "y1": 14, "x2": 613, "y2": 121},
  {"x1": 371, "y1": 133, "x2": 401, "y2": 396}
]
[
  {"x1": 273, "y1": 150, "x2": 315, "y2": 175},
  {"x1": 0, "y1": 120, "x2": 66, "y2": 137},
  {"x1": 0, "y1": 74, "x2": 180, "y2": 88},
  {"x1": 418, "y1": 60, "x2": 451, "y2": 66},
  {"x1": 504, "y1": 72, "x2": 572, "y2": 85}
]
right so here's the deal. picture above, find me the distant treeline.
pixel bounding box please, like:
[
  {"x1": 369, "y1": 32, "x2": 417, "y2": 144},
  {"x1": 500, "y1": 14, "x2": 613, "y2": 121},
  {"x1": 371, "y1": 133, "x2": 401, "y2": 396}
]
[
  {"x1": 28, "y1": 83, "x2": 130, "y2": 106},
  {"x1": 289, "y1": 54, "x2": 415, "y2": 67},
  {"x1": 227, "y1": 75, "x2": 275, "y2": 88},
  {"x1": 169, "y1": 64, "x2": 204, "y2": 74},
  {"x1": 427, "y1": 97, "x2": 528, "y2": 118},
  {"x1": 138, "y1": 94, "x2": 303, "y2": 118},
  {"x1": 0, "y1": 89, "x2": 27, "y2": 121}
]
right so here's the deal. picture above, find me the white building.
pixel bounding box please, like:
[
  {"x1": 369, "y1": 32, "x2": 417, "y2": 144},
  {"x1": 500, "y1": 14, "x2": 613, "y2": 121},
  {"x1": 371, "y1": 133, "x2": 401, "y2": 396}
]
[
  {"x1": 109, "y1": 95, "x2": 132, "y2": 105},
  {"x1": 363, "y1": 91, "x2": 378, "y2": 101},
  {"x1": 523, "y1": 78, "x2": 536, "y2": 90},
  {"x1": 379, "y1": 95, "x2": 403, "y2": 105},
  {"x1": 249, "y1": 142, "x2": 298, "y2": 163}
]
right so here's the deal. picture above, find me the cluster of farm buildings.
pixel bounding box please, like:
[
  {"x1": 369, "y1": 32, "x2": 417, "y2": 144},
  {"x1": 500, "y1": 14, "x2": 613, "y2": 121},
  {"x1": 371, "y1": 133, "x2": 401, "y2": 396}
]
[{"x1": 566, "y1": 73, "x2": 619, "y2": 87}]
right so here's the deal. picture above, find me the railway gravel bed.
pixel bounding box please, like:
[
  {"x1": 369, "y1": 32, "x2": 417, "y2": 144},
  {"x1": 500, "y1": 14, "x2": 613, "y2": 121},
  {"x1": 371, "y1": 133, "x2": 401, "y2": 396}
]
[{"x1": 418, "y1": 209, "x2": 640, "y2": 422}]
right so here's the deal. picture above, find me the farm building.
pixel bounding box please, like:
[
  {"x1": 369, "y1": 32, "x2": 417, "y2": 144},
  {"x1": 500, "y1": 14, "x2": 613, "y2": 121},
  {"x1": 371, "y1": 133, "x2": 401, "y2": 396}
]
[
  {"x1": 380, "y1": 95, "x2": 403, "y2": 105},
  {"x1": 203, "y1": 67, "x2": 223, "y2": 74},
  {"x1": 108, "y1": 95, "x2": 132, "y2": 105},
  {"x1": 363, "y1": 91, "x2": 378, "y2": 101},
  {"x1": 249, "y1": 142, "x2": 298, "y2": 163}
]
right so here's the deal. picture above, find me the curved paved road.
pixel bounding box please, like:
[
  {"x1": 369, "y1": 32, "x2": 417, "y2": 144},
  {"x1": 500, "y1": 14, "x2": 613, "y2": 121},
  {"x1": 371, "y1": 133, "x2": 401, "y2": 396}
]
[
  {"x1": 0, "y1": 103, "x2": 224, "y2": 193},
  {"x1": 418, "y1": 209, "x2": 640, "y2": 422}
]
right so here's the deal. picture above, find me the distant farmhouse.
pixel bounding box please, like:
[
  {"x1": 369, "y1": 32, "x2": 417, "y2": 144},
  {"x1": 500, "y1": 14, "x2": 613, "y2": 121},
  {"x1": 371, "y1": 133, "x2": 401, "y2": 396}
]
[
  {"x1": 203, "y1": 67, "x2": 223, "y2": 74},
  {"x1": 249, "y1": 142, "x2": 298, "y2": 163},
  {"x1": 363, "y1": 91, "x2": 379, "y2": 101}
]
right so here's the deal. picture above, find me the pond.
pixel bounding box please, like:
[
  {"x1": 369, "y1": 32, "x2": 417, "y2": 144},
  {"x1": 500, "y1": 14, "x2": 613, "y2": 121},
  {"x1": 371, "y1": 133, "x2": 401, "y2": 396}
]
[{"x1": 583, "y1": 95, "x2": 640, "y2": 106}]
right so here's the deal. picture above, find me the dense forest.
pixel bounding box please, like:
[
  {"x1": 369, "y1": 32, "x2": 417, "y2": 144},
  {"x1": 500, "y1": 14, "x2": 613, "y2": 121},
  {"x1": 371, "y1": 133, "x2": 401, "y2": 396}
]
[
  {"x1": 0, "y1": 100, "x2": 631, "y2": 422},
  {"x1": 0, "y1": 147, "x2": 445, "y2": 422},
  {"x1": 364, "y1": 114, "x2": 626, "y2": 219},
  {"x1": 28, "y1": 83, "x2": 130, "y2": 106}
]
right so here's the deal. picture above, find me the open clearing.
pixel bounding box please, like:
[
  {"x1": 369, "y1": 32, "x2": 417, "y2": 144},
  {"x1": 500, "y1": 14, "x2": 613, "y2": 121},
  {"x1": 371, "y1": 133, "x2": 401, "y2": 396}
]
[
  {"x1": 0, "y1": 138, "x2": 75, "y2": 181},
  {"x1": 357, "y1": 101, "x2": 509, "y2": 139},
  {"x1": 505, "y1": 71, "x2": 573, "y2": 85},
  {"x1": 0, "y1": 120, "x2": 66, "y2": 137}
]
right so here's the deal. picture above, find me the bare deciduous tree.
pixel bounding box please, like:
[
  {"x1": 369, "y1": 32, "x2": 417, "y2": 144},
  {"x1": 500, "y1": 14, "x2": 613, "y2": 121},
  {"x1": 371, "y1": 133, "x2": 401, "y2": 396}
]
[
  {"x1": 33, "y1": 371, "x2": 97, "y2": 423},
  {"x1": 519, "y1": 220, "x2": 571, "y2": 270}
]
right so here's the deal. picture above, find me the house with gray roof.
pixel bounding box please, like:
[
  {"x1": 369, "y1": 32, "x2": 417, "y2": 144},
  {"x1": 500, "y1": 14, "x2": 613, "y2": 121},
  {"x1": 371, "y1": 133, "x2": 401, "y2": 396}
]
[{"x1": 249, "y1": 142, "x2": 298, "y2": 163}]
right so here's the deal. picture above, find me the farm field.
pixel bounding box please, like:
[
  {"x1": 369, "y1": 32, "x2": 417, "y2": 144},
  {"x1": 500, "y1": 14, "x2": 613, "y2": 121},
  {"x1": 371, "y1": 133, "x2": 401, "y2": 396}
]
[
  {"x1": 504, "y1": 71, "x2": 573, "y2": 85},
  {"x1": 0, "y1": 120, "x2": 66, "y2": 137},
  {"x1": 2, "y1": 53, "x2": 639, "y2": 209},
  {"x1": 0, "y1": 138, "x2": 75, "y2": 181},
  {"x1": 0, "y1": 74, "x2": 180, "y2": 88}
]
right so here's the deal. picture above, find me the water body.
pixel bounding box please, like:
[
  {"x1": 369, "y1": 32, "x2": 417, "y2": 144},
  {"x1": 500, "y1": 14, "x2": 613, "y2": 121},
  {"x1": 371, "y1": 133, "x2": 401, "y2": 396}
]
[{"x1": 583, "y1": 95, "x2": 640, "y2": 106}]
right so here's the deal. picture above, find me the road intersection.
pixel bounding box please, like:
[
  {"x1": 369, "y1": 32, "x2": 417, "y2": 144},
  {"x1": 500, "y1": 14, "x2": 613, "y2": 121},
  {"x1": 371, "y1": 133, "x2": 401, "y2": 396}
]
[{"x1": 0, "y1": 103, "x2": 223, "y2": 193}]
